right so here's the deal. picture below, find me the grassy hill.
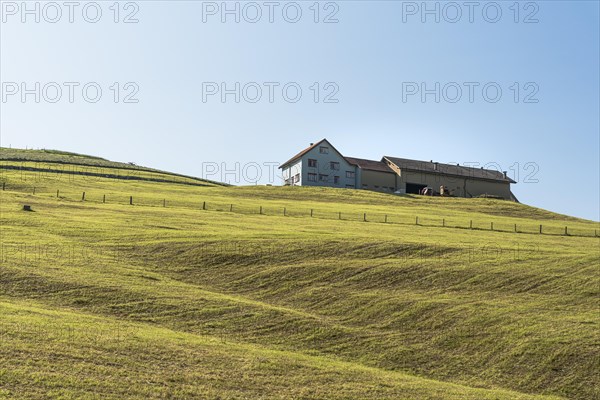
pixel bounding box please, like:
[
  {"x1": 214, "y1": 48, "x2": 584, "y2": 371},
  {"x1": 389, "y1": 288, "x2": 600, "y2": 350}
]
[
  {"x1": 0, "y1": 149, "x2": 598, "y2": 399},
  {"x1": 0, "y1": 147, "x2": 227, "y2": 187}
]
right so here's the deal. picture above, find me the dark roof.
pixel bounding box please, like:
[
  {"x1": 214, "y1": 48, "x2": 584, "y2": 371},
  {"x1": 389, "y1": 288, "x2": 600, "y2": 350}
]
[
  {"x1": 383, "y1": 156, "x2": 516, "y2": 183},
  {"x1": 280, "y1": 139, "x2": 349, "y2": 169},
  {"x1": 345, "y1": 157, "x2": 395, "y2": 173},
  {"x1": 279, "y1": 139, "x2": 326, "y2": 169}
]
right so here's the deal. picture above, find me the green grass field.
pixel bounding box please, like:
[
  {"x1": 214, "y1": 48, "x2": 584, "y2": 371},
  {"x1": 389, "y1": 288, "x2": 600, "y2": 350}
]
[{"x1": 0, "y1": 149, "x2": 598, "y2": 399}]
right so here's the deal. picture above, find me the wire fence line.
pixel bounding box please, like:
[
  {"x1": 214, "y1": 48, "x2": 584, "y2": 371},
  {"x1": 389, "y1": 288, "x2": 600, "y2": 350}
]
[{"x1": 3, "y1": 184, "x2": 600, "y2": 239}]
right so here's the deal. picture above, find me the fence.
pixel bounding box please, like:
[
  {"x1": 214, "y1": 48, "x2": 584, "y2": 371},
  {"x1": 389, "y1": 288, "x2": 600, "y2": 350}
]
[{"x1": 3, "y1": 183, "x2": 599, "y2": 238}]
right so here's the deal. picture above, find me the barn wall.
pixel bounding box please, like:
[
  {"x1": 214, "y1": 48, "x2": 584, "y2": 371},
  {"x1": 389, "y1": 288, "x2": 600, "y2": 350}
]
[
  {"x1": 464, "y1": 179, "x2": 512, "y2": 198},
  {"x1": 398, "y1": 170, "x2": 511, "y2": 199},
  {"x1": 360, "y1": 170, "x2": 397, "y2": 192}
]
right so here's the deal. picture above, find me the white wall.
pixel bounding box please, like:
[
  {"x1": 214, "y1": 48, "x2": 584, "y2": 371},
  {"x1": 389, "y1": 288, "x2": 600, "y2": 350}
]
[{"x1": 300, "y1": 142, "x2": 358, "y2": 188}]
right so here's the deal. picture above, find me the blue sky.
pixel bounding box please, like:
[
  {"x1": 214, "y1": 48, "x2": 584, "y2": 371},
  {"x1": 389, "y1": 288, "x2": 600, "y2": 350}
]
[{"x1": 1, "y1": 1, "x2": 599, "y2": 220}]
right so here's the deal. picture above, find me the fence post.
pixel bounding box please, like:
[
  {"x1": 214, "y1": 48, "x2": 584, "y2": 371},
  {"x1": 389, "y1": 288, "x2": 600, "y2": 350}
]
[
  {"x1": 363, "y1": 213, "x2": 367, "y2": 222},
  {"x1": 260, "y1": 206, "x2": 263, "y2": 215},
  {"x1": 163, "y1": 199, "x2": 166, "y2": 207},
  {"x1": 469, "y1": 220, "x2": 472, "y2": 229},
  {"x1": 2, "y1": 182, "x2": 4, "y2": 191},
  {"x1": 384, "y1": 215, "x2": 387, "y2": 223},
  {"x1": 130, "y1": 196, "x2": 133, "y2": 205},
  {"x1": 283, "y1": 207, "x2": 286, "y2": 216},
  {"x1": 56, "y1": 190, "x2": 59, "y2": 198},
  {"x1": 491, "y1": 222, "x2": 494, "y2": 231},
  {"x1": 565, "y1": 226, "x2": 568, "y2": 236},
  {"x1": 82, "y1": 192, "x2": 85, "y2": 201},
  {"x1": 311, "y1": 209, "x2": 313, "y2": 217},
  {"x1": 539, "y1": 224, "x2": 542, "y2": 234},
  {"x1": 103, "y1": 194, "x2": 106, "y2": 203},
  {"x1": 230, "y1": 204, "x2": 233, "y2": 212},
  {"x1": 33, "y1": 187, "x2": 36, "y2": 195},
  {"x1": 442, "y1": 219, "x2": 445, "y2": 227},
  {"x1": 338, "y1": 211, "x2": 341, "y2": 220},
  {"x1": 514, "y1": 223, "x2": 517, "y2": 233},
  {"x1": 416, "y1": 216, "x2": 419, "y2": 225},
  {"x1": 202, "y1": 201, "x2": 206, "y2": 210}
]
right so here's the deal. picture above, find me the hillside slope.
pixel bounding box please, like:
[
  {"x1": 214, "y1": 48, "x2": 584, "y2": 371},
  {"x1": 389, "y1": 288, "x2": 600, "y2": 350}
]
[
  {"x1": 0, "y1": 147, "x2": 226, "y2": 187},
  {"x1": 0, "y1": 149, "x2": 598, "y2": 399}
]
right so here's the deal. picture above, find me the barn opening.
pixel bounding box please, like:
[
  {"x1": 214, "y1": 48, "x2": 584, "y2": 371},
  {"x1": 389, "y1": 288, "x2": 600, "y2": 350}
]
[{"x1": 406, "y1": 183, "x2": 427, "y2": 194}]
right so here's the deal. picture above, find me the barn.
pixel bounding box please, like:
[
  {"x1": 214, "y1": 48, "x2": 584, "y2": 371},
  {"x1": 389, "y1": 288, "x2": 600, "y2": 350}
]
[{"x1": 280, "y1": 139, "x2": 517, "y2": 200}]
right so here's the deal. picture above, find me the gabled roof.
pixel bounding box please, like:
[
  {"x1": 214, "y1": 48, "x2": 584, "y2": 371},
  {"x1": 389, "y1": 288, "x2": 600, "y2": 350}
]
[
  {"x1": 279, "y1": 140, "x2": 324, "y2": 169},
  {"x1": 383, "y1": 156, "x2": 516, "y2": 183},
  {"x1": 345, "y1": 157, "x2": 395, "y2": 173},
  {"x1": 279, "y1": 139, "x2": 346, "y2": 169}
]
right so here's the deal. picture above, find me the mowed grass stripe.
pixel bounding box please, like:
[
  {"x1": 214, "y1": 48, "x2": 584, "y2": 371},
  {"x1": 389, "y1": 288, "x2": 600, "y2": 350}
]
[{"x1": 0, "y1": 298, "x2": 564, "y2": 400}]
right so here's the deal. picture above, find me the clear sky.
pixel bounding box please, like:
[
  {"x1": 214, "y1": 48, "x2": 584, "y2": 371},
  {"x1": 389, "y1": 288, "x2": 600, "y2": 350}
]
[{"x1": 1, "y1": 1, "x2": 599, "y2": 220}]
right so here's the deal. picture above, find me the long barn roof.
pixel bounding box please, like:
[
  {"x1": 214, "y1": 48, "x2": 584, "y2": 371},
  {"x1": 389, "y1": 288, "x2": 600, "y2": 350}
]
[{"x1": 384, "y1": 156, "x2": 516, "y2": 183}]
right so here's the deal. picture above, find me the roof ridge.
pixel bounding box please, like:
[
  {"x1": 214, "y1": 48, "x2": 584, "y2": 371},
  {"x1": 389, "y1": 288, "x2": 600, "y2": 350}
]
[{"x1": 383, "y1": 156, "x2": 516, "y2": 183}]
